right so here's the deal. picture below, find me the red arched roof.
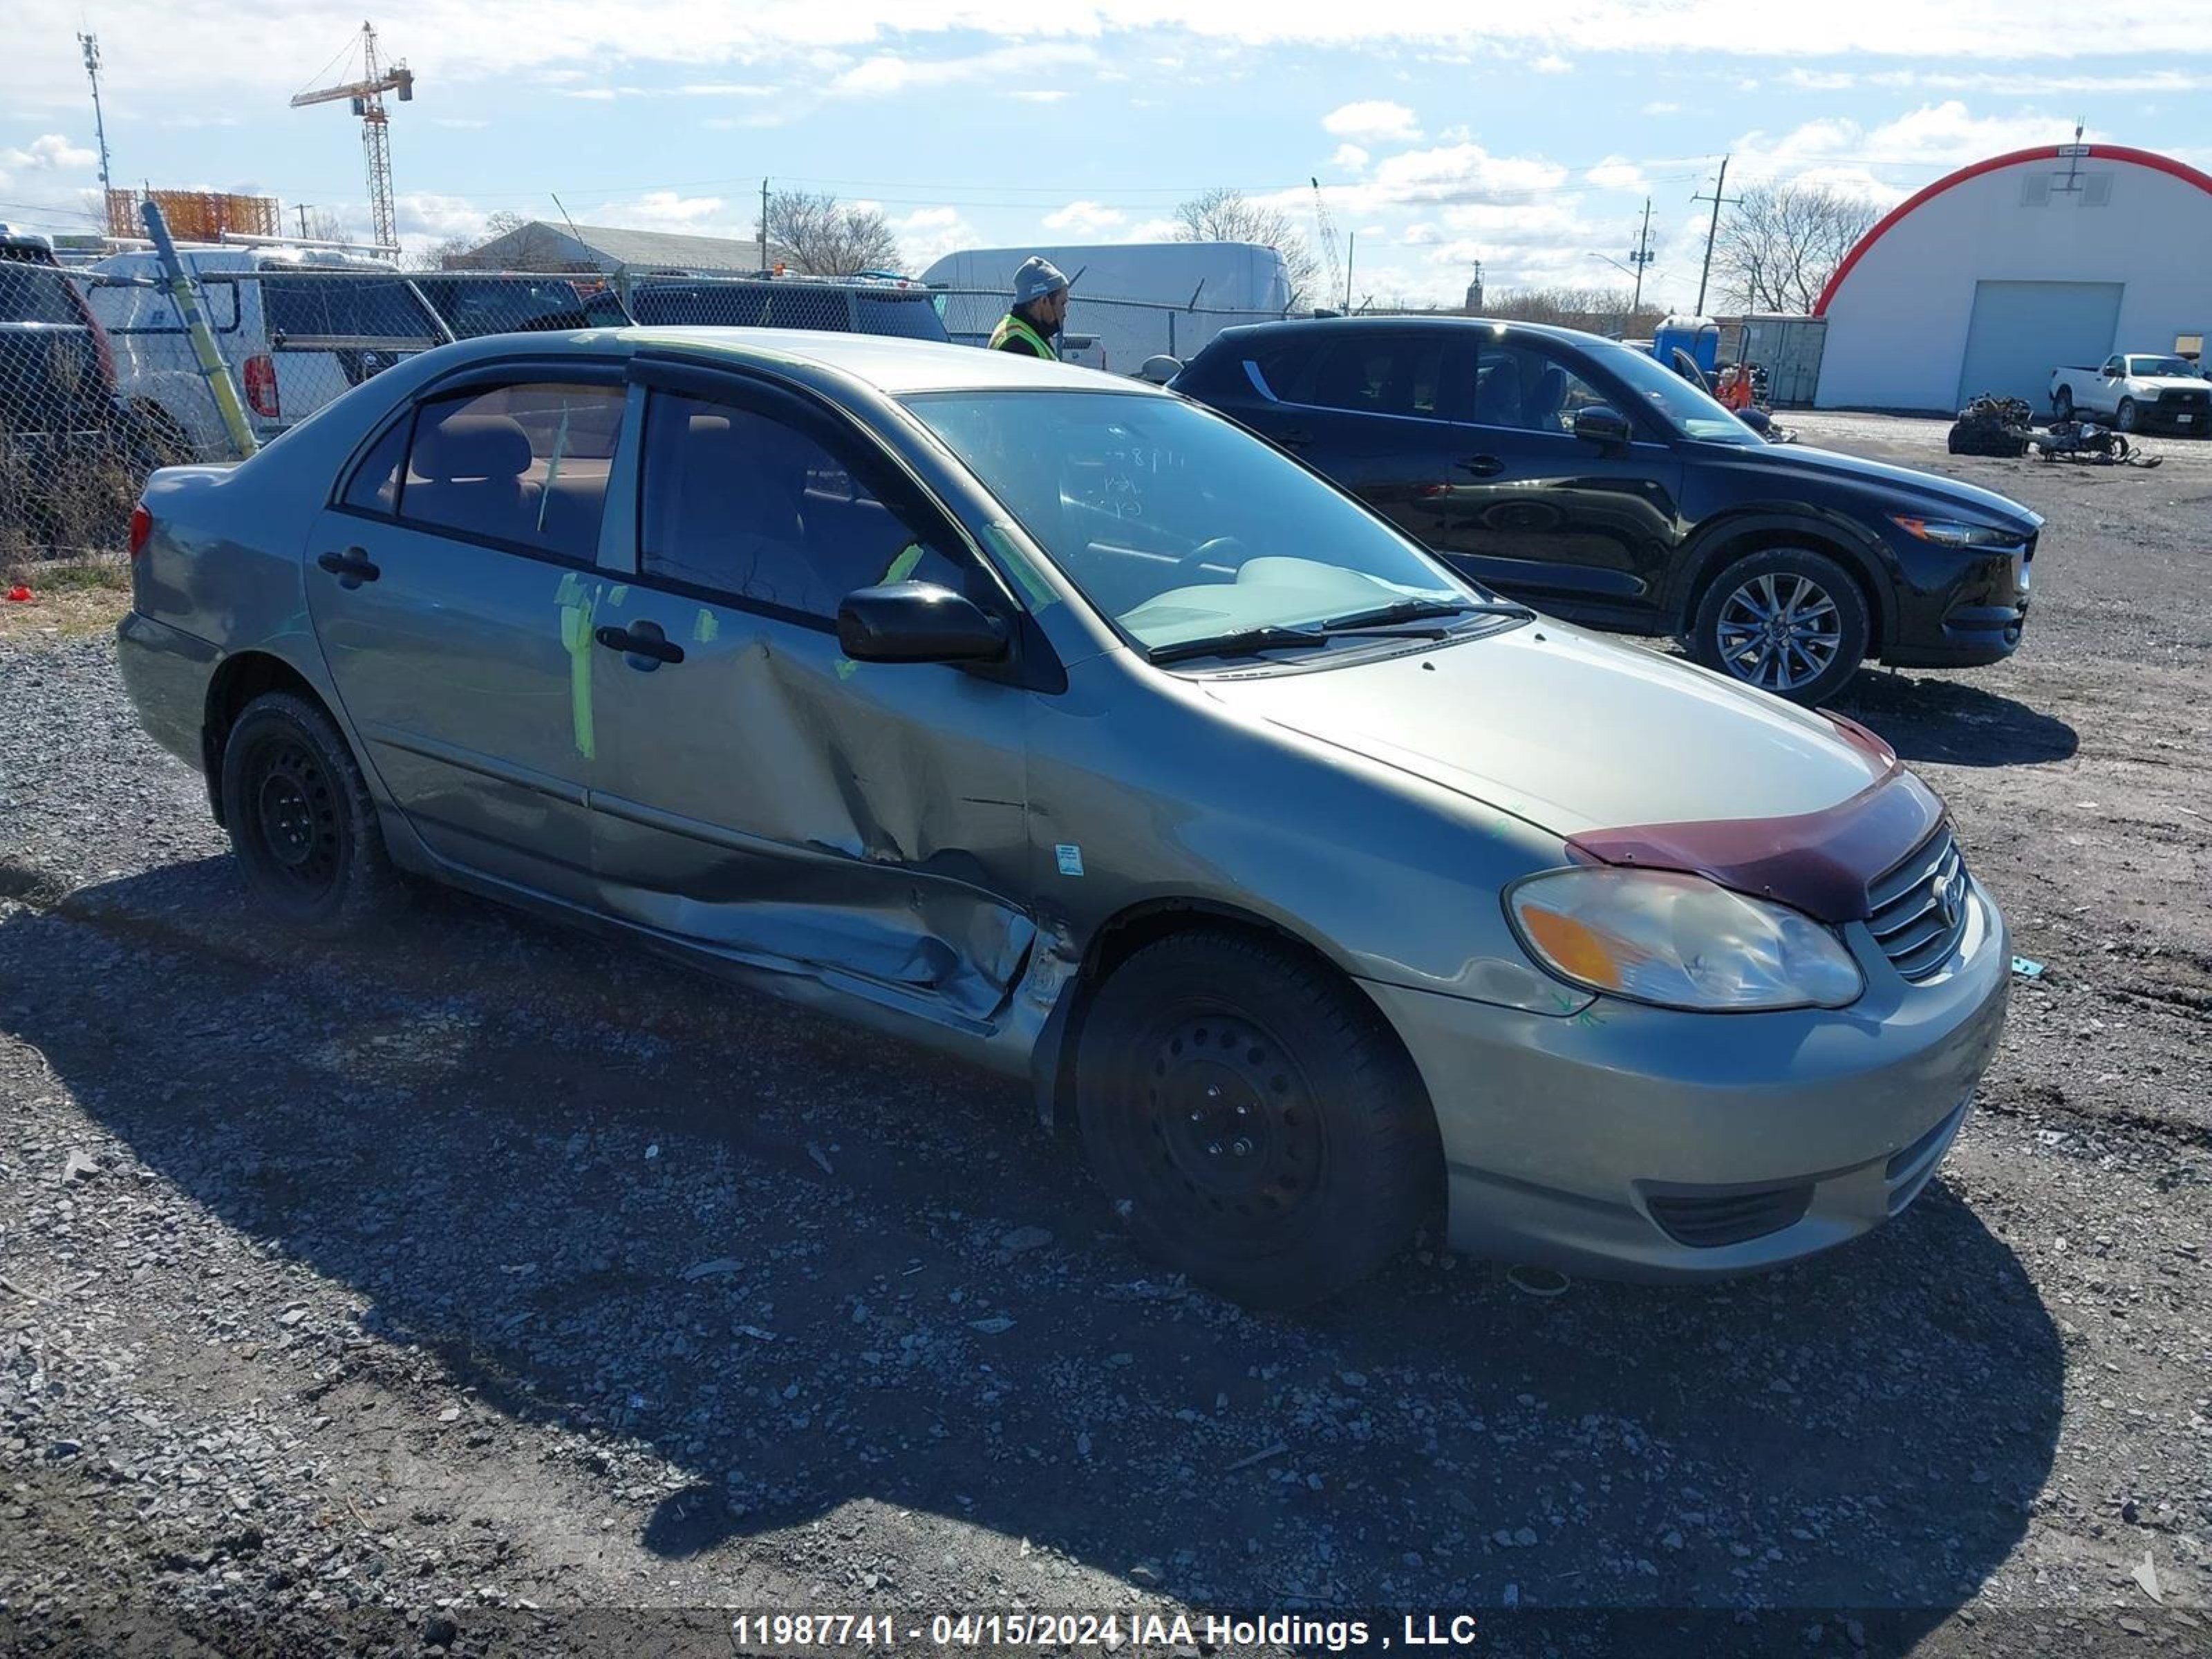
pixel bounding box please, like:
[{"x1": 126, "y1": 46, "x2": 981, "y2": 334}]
[{"x1": 1812, "y1": 144, "x2": 2212, "y2": 316}]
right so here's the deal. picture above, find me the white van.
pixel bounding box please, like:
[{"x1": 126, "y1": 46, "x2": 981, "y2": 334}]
[{"x1": 82, "y1": 245, "x2": 441, "y2": 460}]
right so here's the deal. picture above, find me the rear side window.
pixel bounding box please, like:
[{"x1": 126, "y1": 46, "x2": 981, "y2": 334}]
[
  {"x1": 0, "y1": 265, "x2": 85, "y2": 326},
  {"x1": 1245, "y1": 341, "x2": 1316, "y2": 401},
  {"x1": 637, "y1": 389, "x2": 968, "y2": 621},
  {"x1": 342, "y1": 418, "x2": 410, "y2": 514},
  {"x1": 261, "y1": 275, "x2": 438, "y2": 344},
  {"x1": 393, "y1": 380, "x2": 626, "y2": 561},
  {"x1": 1304, "y1": 337, "x2": 1450, "y2": 418},
  {"x1": 852, "y1": 291, "x2": 948, "y2": 342}
]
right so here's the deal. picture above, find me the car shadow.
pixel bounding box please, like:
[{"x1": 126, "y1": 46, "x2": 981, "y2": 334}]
[
  {"x1": 1837, "y1": 671, "x2": 2080, "y2": 767},
  {"x1": 4, "y1": 859, "x2": 2065, "y2": 1647}
]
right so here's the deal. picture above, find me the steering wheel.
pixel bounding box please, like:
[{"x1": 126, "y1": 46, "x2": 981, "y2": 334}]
[{"x1": 1177, "y1": 535, "x2": 1246, "y2": 581}]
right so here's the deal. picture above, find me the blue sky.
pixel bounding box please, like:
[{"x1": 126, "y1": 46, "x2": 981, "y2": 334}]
[{"x1": 6, "y1": 2, "x2": 2209, "y2": 306}]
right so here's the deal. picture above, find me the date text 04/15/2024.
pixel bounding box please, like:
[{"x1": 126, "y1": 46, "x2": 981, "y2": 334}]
[{"x1": 727, "y1": 1612, "x2": 1488, "y2": 1652}]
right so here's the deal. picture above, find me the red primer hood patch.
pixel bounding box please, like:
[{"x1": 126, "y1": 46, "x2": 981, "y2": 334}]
[{"x1": 1564, "y1": 715, "x2": 1944, "y2": 924}]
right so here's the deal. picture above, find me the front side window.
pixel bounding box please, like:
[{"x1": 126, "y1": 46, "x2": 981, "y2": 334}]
[
  {"x1": 394, "y1": 380, "x2": 624, "y2": 560},
  {"x1": 1589, "y1": 338, "x2": 1760, "y2": 444},
  {"x1": 1469, "y1": 342, "x2": 1613, "y2": 435},
  {"x1": 903, "y1": 390, "x2": 1472, "y2": 652},
  {"x1": 637, "y1": 391, "x2": 967, "y2": 622}
]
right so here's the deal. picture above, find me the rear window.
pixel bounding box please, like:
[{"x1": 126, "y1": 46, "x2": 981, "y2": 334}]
[
  {"x1": 852, "y1": 290, "x2": 948, "y2": 342},
  {"x1": 261, "y1": 275, "x2": 439, "y2": 344},
  {"x1": 0, "y1": 265, "x2": 85, "y2": 326}
]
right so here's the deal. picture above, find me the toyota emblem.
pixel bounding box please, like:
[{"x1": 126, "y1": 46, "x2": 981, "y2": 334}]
[{"x1": 1940, "y1": 869, "x2": 1967, "y2": 926}]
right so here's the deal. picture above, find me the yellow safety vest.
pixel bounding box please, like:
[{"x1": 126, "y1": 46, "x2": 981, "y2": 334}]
[{"x1": 989, "y1": 313, "x2": 1056, "y2": 359}]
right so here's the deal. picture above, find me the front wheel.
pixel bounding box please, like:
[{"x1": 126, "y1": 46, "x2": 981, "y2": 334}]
[
  {"x1": 1690, "y1": 547, "x2": 1870, "y2": 706},
  {"x1": 2051, "y1": 386, "x2": 2074, "y2": 420},
  {"x1": 218, "y1": 691, "x2": 402, "y2": 936},
  {"x1": 1076, "y1": 931, "x2": 1439, "y2": 1308},
  {"x1": 2116, "y1": 397, "x2": 2138, "y2": 433}
]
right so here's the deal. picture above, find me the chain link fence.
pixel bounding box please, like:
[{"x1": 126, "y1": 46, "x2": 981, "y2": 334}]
[{"x1": 2, "y1": 261, "x2": 1293, "y2": 560}]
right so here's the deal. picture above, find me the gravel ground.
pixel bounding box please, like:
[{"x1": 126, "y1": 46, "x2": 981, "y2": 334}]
[{"x1": 1, "y1": 413, "x2": 2207, "y2": 1658}]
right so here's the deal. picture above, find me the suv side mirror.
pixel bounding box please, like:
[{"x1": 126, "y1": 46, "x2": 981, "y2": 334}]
[
  {"x1": 837, "y1": 581, "x2": 1009, "y2": 664},
  {"x1": 1573, "y1": 404, "x2": 1633, "y2": 449},
  {"x1": 1138, "y1": 355, "x2": 1183, "y2": 385}
]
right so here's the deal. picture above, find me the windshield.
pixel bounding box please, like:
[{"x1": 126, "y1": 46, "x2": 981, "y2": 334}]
[
  {"x1": 1594, "y1": 339, "x2": 1762, "y2": 443},
  {"x1": 2128, "y1": 355, "x2": 2196, "y2": 378},
  {"x1": 903, "y1": 390, "x2": 1477, "y2": 653}
]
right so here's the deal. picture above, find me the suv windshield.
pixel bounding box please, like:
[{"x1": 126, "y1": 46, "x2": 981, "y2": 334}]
[
  {"x1": 903, "y1": 390, "x2": 1478, "y2": 653},
  {"x1": 1593, "y1": 339, "x2": 1762, "y2": 443}
]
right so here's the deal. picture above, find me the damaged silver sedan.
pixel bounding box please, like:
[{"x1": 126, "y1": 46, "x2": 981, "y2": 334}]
[{"x1": 115, "y1": 328, "x2": 2010, "y2": 1306}]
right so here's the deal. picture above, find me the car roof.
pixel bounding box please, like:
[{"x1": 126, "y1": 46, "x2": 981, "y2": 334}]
[
  {"x1": 1210, "y1": 314, "x2": 1611, "y2": 350},
  {"x1": 610, "y1": 326, "x2": 1162, "y2": 395}
]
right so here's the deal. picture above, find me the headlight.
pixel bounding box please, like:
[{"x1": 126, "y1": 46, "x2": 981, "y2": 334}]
[
  {"x1": 1506, "y1": 868, "x2": 1864, "y2": 1012},
  {"x1": 1889, "y1": 515, "x2": 2022, "y2": 548}
]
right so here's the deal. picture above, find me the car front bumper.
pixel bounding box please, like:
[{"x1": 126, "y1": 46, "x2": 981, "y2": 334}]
[{"x1": 1361, "y1": 879, "x2": 2009, "y2": 1281}]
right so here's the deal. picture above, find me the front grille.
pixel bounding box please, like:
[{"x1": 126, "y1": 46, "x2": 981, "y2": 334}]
[
  {"x1": 1866, "y1": 828, "x2": 1969, "y2": 981},
  {"x1": 2155, "y1": 388, "x2": 2210, "y2": 412},
  {"x1": 1647, "y1": 1185, "x2": 1814, "y2": 1248}
]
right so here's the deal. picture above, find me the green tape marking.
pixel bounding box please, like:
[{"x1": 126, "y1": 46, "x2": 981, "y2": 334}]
[
  {"x1": 692, "y1": 608, "x2": 720, "y2": 644},
  {"x1": 555, "y1": 574, "x2": 599, "y2": 760}
]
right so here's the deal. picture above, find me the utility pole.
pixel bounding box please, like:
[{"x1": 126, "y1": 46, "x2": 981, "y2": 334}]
[
  {"x1": 79, "y1": 34, "x2": 114, "y2": 215},
  {"x1": 760, "y1": 178, "x2": 769, "y2": 274},
  {"x1": 1692, "y1": 156, "x2": 1738, "y2": 317},
  {"x1": 1628, "y1": 197, "x2": 1655, "y2": 315},
  {"x1": 296, "y1": 204, "x2": 316, "y2": 238}
]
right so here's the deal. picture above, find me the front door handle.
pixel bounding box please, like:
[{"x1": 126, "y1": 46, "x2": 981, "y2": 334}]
[
  {"x1": 594, "y1": 621, "x2": 685, "y2": 667},
  {"x1": 1457, "y1": 454, "x2": 1506, "y2": 478},
  {"x1": 316, "y1": 547, "x2": 381, "y2": 583}
]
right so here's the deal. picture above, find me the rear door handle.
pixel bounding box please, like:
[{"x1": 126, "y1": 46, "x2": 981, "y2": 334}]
[
  {"x1": 594, "y1": 622, "x2": 684, "y2": 667},
  {"x1": 1457, "y1": 454, "x2": 1505, "y2": 478},
  {"x1": 316, "y1": 547, "x2": 381, "y2": 584}
]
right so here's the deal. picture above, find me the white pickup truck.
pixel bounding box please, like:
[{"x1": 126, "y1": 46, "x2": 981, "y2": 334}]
[{"x1": 2049, "y1": 353, "x2": 2210, "y2": 434}]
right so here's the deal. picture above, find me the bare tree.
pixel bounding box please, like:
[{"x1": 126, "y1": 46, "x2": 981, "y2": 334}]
[
  {"x1": 1714, "y1": 183, "x2": 1880, "y2": 315},
  {"x1": 1172, "y1": 187, "x2": 1321, "y2": 310},
  {"x1": 756, "y1": 190, "x2": 903, "y2": 278},
  {"x1": 1477, "y1": 285, "x2": 1667, "y2": 337}
]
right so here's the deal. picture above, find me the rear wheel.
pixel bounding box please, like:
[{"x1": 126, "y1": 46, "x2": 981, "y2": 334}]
[
  {"x1": 2116, "y1": 397, "x2": 2139, "y2": 433},
  {"x1": 1691, "y1": 547, "x2": 1870, "y2": 706},
  {"x1": 218, "y1": 691, "x2": 401, "y2": 936},
  {"x1": 1076, "y1": 930, "x2": 1439, "y2": 1308},
  {"x1": 2051, "y1": 386, "x2": 2074, "y2": 420}
]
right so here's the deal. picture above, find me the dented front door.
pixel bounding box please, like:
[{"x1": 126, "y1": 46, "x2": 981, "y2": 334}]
[{"x1": 583, "y1": 379, "x2": 1035, "y2": 1024}]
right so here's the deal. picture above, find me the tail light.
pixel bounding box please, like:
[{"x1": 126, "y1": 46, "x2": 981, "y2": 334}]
[
  {"x1": 243, "y1": 354, "x2": 279, "y2": 420},
  {"x1": 128, "y1": 503, "x2": 152, "y2": 559}
]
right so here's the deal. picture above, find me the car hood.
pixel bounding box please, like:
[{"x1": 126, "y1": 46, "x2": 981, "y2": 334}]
[
  {"x1": 1702, "y1": 440, "x2": 2041, "y2": 532},
  {"x1": 1201, "y1": 622, "x2": 1889, "y2": 841}
]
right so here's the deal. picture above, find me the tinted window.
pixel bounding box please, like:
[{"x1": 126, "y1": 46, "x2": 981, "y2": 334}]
[
  {"x1": 1246, "y1": 341, "x2": 1316, "y2": 401},
  {"x1": 397, "y1": 381, "x2": 624, "y2": 560},
  {"x1": 1306, "y1": 337, "x2": 1450, "y2": 418},
  {"x1": 0, "y1": 265, "x2": 84, "y2": 326},
  {"x1": 342, "y1": 418, "x2": 409, "y2": 514},
  {"x1": 639, "y1": 390, "x2": 966, "y2": 621},
  {"x1": 1469, "y1": 342, "x2": 1611, "y2": 435},
  {"x1": 262, "y1": 274, "x2": 438, "y2": 343},
  {"x1": 852, "y1": 290, "x2": 948, "y2": 342}
]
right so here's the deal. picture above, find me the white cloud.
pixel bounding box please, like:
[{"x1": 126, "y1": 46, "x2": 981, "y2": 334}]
[
  {"x1": 1322, "y1": 100, "x2": 1421, "y2": 144},
  {"x1": 894, "y1": 205, "x2": 978, "y2": 271},
  {"x1": 2, "y1": 133, "x2": 95, "y2": 171},
  {"x1": 1533, "y1": 53, "x2": 1573, "y2": 73},
  {"x1": 1331, "y1": 143, "x2": 1371, "y2": 172},
  {"x1": 1043, "y1": 199, "x2": 1127, "y2": 235},
  {"x1": 1586, "y1": 156, "x2": 1645, "y2": 191},
  {"x1": 830, "y1": 42, "x2": 1091, "y2": 96},
  {"x1": 622, "y1": 190, "x2": 728, "y2": 227},
  {"x1": 1007, "y1": 88, "x2": 1069, "y2": 102},
  {"x1": 1642, "y1": 100, "x2": 1679, "y2": 115}
]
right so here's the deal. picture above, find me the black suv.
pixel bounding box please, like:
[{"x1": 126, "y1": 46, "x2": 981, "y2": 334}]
[
  {"x1": 625, "y1": 276, "x2": 948, "y2": 342},
  {"x1": 1172, "y1": 317, "x2": 2041, "y2": 704}
]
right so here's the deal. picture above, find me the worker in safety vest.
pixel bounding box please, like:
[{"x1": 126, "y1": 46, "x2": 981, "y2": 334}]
[
  {"x1": 1716, "y1": 363, "x2": 1756, "y2": 411},
  {"x1": 991, "y1": 257, "x2": 1070, "y2": 359}
]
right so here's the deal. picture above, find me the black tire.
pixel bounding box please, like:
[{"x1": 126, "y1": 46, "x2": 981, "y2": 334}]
[
  {"x1": 2116, "y1": 397, "x2": 2138, "y2": 433},
  {"x1": 2051, "y1": 386, "x2": 2074, "y2": 421},
  {"x1": 1690, "y1": 547, "x2": 1871, "y2": 706},
  {"x1": 1075, "y1": 930, "x2": 1439, "y2": 1308},
  {"x1": 218, "y1": 691, "x2": 402, "y2": 936}
]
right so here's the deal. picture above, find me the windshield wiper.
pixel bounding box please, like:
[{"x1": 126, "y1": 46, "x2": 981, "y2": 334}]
[
  {"x1": 1146, "y1": 624, "x2": 1332, "y2": 665},
  {"x1": 1320, "y1": 596, "x2": 1536, "y2": 628}
]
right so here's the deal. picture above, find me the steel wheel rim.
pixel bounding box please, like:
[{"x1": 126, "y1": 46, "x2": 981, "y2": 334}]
[
  {"x1": 1139, "y1": 1009, "x2": 1324, "y2": 1239},
  {"x1": 250, "y1": 738, "x2": 342, "y2": 892},
  {"x1": 1715, "y1": 570, "x2": 1844, "y2": 693},
  {"x1": 2117, "y1": 401, "x2": 2136, "y2": 431}
]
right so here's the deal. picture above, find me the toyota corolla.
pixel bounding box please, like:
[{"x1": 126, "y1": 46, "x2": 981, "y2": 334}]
[{"x1": 114, "y1": 329, "x2": 2009, "y2": 1306}]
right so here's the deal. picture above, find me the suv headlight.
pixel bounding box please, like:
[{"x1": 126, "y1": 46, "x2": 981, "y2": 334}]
[
  {"x1": 1506, "y1": 868, "x2": 1864, "y2": 1012},
  {"x1": 1890, "y1": 515, "x2": 2022, "y2": 549}
]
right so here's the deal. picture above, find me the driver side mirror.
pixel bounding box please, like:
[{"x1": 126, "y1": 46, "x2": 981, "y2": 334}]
[
  {"x1": 837, "y1": 581, "x2": 1009, "y2": 665},
  {"x1": 1573, "y1": 404, "x2": 1633, "y2": 449}
]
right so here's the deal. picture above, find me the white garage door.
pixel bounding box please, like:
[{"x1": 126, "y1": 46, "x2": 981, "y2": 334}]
[{"x1": 1958, "y1": 281, "x2": 2124, "y2": 410}]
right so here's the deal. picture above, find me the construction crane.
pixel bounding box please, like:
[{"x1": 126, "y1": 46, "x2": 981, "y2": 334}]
[
  {"x1": 1310, "y1": 177, "x2": 1346, "y2": 315},
  {"x1": 290, "y1": 21, "x2": 414, "y2": 251}
]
